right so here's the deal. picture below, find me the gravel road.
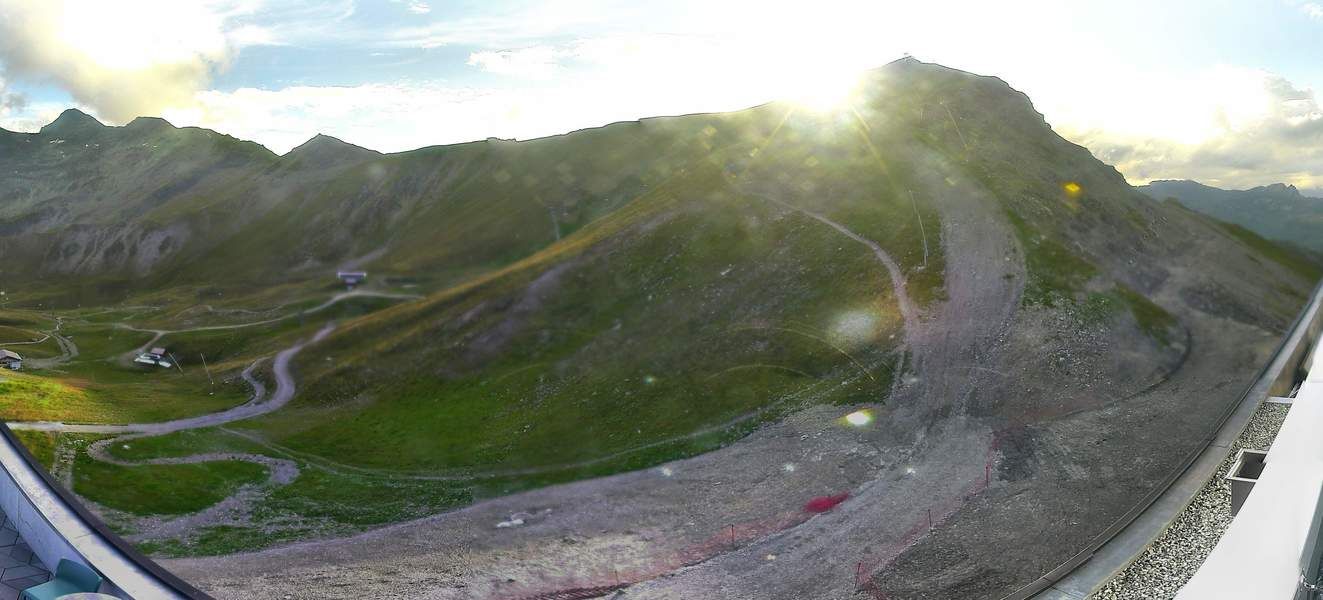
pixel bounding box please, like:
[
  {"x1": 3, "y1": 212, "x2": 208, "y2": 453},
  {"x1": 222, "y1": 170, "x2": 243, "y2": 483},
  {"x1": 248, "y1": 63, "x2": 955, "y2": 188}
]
[
  {"x1": 21, "y1": 317, "x2": 78, "y2": 369},
  {"x1": 14, "y1": 322, "x2": 333, "y2": 543},
  {"x1": 11, "y1": 323, "x2": 335, "y2": 435},
  {"x1": 5, "y1": 289, "x2": 425, "y2": 546}
]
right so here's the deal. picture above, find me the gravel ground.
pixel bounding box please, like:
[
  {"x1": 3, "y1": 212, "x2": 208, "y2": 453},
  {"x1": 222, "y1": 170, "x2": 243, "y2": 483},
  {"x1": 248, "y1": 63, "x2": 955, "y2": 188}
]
[{"x1": 1090, "y1": 401, "x2": 1292, "y2": 600}]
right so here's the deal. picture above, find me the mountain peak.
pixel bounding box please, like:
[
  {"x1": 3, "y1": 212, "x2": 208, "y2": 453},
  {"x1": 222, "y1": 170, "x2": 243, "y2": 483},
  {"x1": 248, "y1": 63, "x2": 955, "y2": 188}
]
[
  {"x1": 125, "y1": 116, "x2": 176, "y2": 133},
  {"x1": 285, "y1": 133, "x2": 380, "y2": 166},
  {"x1": 302, "y1": 133, "x2": 351, "y2": 147},
  {"x1": 39, "y1": 108, "x2": 105, "y2": 136},
  {"x1": 1256, "y1": 182, "x2": 1301, "y2": 197}
]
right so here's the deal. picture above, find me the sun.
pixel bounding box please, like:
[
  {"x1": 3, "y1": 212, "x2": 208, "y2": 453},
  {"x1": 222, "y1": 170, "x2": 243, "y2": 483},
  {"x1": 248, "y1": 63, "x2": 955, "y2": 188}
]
[{"x1": 786, "y1": 67, "x2": 865, "y2": 113}]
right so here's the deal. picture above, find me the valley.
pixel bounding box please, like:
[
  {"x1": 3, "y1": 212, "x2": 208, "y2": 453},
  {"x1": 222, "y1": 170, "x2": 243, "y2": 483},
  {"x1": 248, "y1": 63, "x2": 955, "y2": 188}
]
[{"x1": 0, "y1": 58, "x2": 1318, "y2": 599}]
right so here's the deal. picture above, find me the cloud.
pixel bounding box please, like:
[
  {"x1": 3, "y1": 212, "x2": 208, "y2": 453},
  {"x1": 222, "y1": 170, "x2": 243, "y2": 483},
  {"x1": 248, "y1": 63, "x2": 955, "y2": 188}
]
[
  {"x1": 136, "y1": 21, "x2": 898, "y2": 155},
  {"x1": 232, "y1": 0, "x2": 355, "y2": 45},
  {"x1": 467, "y1": 46, "x2": 568, "y2": 79},
  {"x1": 0, "y1": 0, "x2": 292, "y2": 123},
  {"x1": 1058, "y1": 68, "x2": 1323, "y2": 189},
  {"x1": 1303, "y1": 2, "x2": 1323, "y2": 19},
  {"x1": 162, "y1": 77, "x2": 694, "y2": 155},
  {"x1": 381, "y1": 2, "x2": 619, "y2": 49},
  {"x1": 154, "y1": 59, "x2": 784, "y2": 156},
  {"x1": 156, "y1": 27, "x2": 890, "y2": 156},
  {"x1": 0, "y1": 77, "x2": 24, "y2": 114},
  {"x1": 0, "y1": 98, "x2": 70, "y2": 132}
]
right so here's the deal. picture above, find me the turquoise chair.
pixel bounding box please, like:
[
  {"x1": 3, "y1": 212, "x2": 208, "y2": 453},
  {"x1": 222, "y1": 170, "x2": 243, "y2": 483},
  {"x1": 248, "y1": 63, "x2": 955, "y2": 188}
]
[{"x1": 20, "y1": 558, "x2": 103, "y2": 600}]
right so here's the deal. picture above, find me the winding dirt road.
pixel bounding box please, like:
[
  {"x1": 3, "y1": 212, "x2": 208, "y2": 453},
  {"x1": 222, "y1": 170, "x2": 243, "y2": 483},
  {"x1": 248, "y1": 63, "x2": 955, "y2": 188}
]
[
  {"x1": 12, "y1": 324, "x2": 335, "y2": 435},
  {"x1": 6, "y1": 289, "x2": 419, "y2": 541},
  {"x1": 13, "y1": 323, "x2": 334, "y2": 541},
  {"x1": 12, "y1": 316, "x2": 79, "y2": 370},
  {"x1": 761, "y1": 196, "x2": 921, "y2": 340},
  {"x1": 116, "y1": 289, "x2": 419, "y2": 365}
]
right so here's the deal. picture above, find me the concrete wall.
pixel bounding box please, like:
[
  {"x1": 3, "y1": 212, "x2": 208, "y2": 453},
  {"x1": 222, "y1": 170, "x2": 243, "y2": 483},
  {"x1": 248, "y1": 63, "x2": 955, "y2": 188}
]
[
  {"x1": 0, "y1": 432, "x2": 87, "y2": 582},
  {"x1": 0, "y1": 429, "x2": 195, "y2": 599}
]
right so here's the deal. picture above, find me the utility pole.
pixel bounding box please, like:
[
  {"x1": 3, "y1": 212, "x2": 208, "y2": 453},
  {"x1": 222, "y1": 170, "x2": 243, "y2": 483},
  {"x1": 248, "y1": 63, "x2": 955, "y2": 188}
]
[{"x1": 199, "y1": 352, "x2": 215, "y2": 393}]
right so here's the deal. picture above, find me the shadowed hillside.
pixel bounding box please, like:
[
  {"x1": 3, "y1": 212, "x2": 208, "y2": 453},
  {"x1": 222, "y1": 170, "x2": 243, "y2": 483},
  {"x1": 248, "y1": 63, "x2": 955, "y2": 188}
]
[{"x1": 1141, "y1": 179, "x2": 1323, "y2": 256}]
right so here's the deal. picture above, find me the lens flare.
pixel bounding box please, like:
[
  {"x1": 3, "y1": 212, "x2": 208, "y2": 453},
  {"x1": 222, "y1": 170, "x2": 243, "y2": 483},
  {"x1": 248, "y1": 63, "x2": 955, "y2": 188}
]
[
  {"x1": 845, "y1": 409, "x2": 873, "y2": 426},
  {"x1": 829, "y1": 309, "x2": 883, "y2": 348}
]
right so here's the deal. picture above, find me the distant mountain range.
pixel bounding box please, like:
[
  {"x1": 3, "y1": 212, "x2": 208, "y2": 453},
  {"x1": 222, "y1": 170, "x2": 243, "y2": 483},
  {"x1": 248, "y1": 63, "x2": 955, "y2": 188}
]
[{"x1": 1140, "y1": 180, "x2": 1323, "y2": 254}]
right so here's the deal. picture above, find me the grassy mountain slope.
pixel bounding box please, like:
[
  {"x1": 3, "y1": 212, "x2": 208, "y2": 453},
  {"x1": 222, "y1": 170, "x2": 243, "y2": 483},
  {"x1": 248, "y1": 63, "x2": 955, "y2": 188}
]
[{"x1": 0, "y1": 60, "x2": 1317, "y2": 599}]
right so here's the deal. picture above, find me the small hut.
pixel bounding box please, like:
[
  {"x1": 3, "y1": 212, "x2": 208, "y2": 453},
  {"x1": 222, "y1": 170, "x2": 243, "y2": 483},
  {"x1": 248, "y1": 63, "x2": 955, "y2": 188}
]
[
  {"x1": 0, "y1": 349, "x2": 22, "y2": 370},
  {"x1": 337, "y1": 271, "x2": 367, "y2": 288}
]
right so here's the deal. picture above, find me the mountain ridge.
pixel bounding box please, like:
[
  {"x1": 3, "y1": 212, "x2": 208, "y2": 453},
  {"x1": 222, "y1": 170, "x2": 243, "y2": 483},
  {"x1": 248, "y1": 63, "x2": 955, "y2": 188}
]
[
  {"x1": 1141, "y1": 179, "x2": 1323, "y2": 253},
  {"x1": 1147, "y1": 178, "x2": 1319, "y2": 199},
  {"x1": 3, "y1": 58, "x2": 1032, "y2": 158}
]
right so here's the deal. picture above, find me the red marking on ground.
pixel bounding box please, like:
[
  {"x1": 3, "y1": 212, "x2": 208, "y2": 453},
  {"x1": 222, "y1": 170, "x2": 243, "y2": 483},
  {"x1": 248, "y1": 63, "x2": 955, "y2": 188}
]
[
  {"x1": 500, "y1": 510, "x2": 811, "y2": 600},
  {"x1": 804, "y1": 492, "x2": 849, "y2": 513},
  {"x1": 505, "y1": 430, "x2": 1014, "y2": 599},
  {"x1": 513, "y1": 583, "x2": 629, "y2": 600}
]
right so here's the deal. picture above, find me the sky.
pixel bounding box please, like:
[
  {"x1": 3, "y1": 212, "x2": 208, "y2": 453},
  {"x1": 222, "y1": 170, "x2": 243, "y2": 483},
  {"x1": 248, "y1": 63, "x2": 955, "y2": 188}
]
[{"x1": 0, "y1": 0, "x2": 1322, "y2": 191}]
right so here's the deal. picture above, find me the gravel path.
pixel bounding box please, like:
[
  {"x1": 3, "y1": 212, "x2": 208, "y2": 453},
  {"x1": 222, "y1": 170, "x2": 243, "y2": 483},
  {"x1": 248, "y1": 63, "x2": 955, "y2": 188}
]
[
  {"x1": 760, "y1": 195, "x2": 920, "y2": 341},
  {"x1": 0, "y1": 321, "x2": 54, "y2": 345},
  {"x1": 10, "y1": 323, "x2": 334, "y2": 542},
  {"x1": 1090, "y1": 401, "x2": 1292, "y2": 600},
  {"x1": 95, "y1": 444, "x2": 300, "y2": 542},
  {"x1": 11, "y1": 324, "x2": 335, "y2": 435},
  {"x1": 4, "y1": 289, "x2": 421, "y2": 545},
  {"x1": 23, "y1": 316, "x2": 78, "y2": 369},
  {"x1": 114, "y1": 289, "x2": 419, "y2": 365}
]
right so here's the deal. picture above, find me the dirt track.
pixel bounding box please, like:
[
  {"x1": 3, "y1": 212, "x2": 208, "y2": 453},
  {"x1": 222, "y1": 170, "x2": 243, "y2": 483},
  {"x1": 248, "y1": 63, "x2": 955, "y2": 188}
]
[
  {"x1": 12, "y1": 324, "x2": 335, "y2": 435},
  {"x1": 12, "y1": 323, "x2": 334, "y2": 542},
  {"x1": 6, "y1": 290, "x2": 424, "y2": 544},
  {"x1": 19, "y1": 316, "x2": 78, "y2": 369},
  {"x1": 114, "y1": 289, "x2": 419, "y2": 366}
]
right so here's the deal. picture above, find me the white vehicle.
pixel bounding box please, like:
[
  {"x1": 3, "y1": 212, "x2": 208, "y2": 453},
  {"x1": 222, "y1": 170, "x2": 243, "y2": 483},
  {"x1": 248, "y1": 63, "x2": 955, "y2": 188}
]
[{"x1": 134, "y1": 353, "x2": 172, "y2": 368}]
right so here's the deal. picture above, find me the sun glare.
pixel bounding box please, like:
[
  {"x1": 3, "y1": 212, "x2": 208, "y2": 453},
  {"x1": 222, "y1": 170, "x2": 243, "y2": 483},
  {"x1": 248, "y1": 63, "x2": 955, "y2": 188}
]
[{"x1": 787, "y1": 67, "x2": 865, "y2": 112}]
